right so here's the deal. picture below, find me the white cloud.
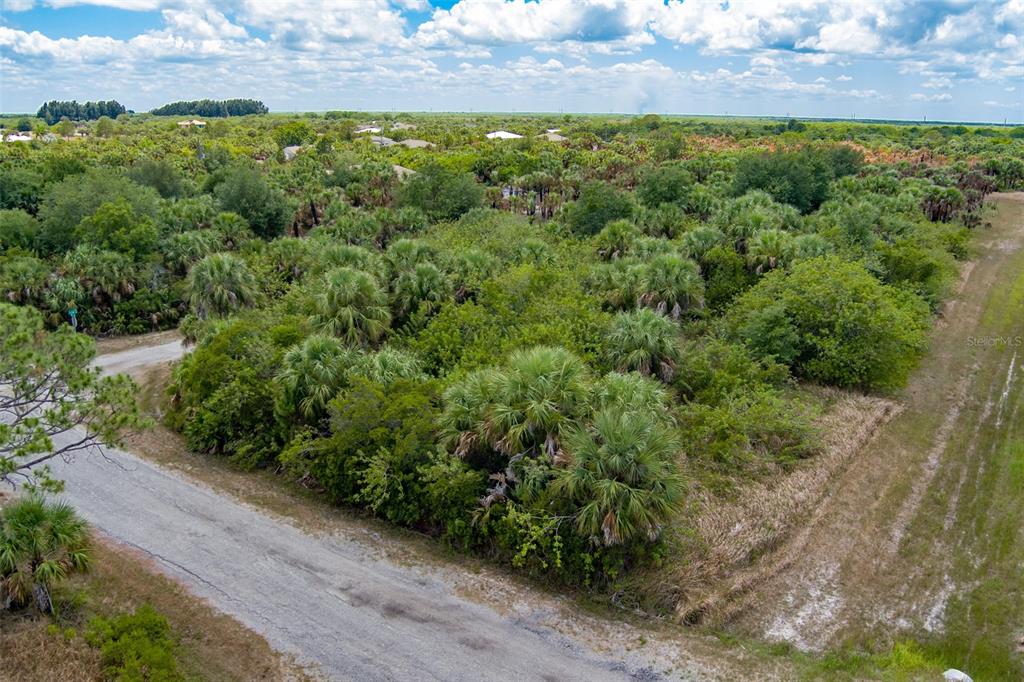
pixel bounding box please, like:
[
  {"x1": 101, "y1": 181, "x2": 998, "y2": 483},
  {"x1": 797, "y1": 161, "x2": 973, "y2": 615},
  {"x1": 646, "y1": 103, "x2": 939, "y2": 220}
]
[
  {"x1": 922, "y1": 76, "x2": 953, "y2": 89},
  {"x1": 414, "y1": 0, "x2": 659, "y2": 51},
  {"x1": 238, "y1": 0, "x2": 408, "y2": 48},
  {"x1": 161, "y1": 8, "x2": 247, "y2": 40},
  {"x1": 910, "y1": 92, "x2": 953, "y2": 102},
  {"x1": 836, "y1": 74, "x2": 853, "y2": 81}
]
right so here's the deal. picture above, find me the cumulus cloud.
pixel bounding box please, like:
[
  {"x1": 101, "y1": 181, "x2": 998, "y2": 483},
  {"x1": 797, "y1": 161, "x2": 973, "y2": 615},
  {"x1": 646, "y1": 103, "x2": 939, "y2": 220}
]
[
  {"x1": 1, "y1": 0, "x2": 1021, "y2": 119},
  {"x1": 413, "y1": 0, "x2": 659, "y2": 51}
]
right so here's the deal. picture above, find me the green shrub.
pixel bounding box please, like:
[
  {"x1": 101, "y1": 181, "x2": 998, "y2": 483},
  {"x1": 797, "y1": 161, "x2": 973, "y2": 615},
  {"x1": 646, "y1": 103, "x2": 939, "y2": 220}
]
[
  {"x1": 727, "y1": 256, "x2": 930, "y2": 390},
  {"x1": 85, "y1": 605, "x2": 182, "y2": 682}
]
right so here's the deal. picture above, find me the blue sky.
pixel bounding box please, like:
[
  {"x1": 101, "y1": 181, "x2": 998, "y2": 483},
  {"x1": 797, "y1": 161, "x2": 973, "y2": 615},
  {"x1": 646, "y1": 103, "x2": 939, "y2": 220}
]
[{"x1": 1, "y1": 0, "x2": 1021, "y2": 122}]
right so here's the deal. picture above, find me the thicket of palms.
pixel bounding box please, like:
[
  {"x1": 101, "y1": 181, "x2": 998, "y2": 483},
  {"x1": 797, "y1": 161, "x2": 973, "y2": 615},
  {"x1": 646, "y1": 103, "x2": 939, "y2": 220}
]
[
  {"x1": 1, "y1": 496, "x2": 91, "y2": 614},
  {"x1": 639, "y1": 254, "x2": 705, "y2": 317},
  {"x1": 441, "y1": 346, "x2": 592, "y2": 461},
  {"x1": 185, "y1": 252, "x2": 257, "y2": 319},
  {"x1": 311, "y1": 266, "x2": 390, "y2": 346},
  {"x1": 276, "y1": 334, "x2": 354, "y2": 420},
  {"x1": 391, "y1": 261, "x2": 450, "y2": 323},
  {"x1": 746, "y1": 228, "x2": 796, "y2": 273},
  {"x1": 554, "y1": 409, "x2": 683, "y2": 546},
  {"x1": 606, "y1": 308, "x2": 680, "y2": 382}
]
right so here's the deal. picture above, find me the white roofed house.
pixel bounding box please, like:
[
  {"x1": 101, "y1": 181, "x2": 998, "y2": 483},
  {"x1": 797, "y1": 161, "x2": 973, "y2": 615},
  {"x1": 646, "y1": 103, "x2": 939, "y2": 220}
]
[
  {"x1": 177, "y1": 119, "x2": 206, "y2": 128},
  {"x1": 486, "y1": 130, "x2": 523, "y2": 139},
  {"x1": 539, "y1": 131, "x2": 567, "y2": 142},
  {"x1": 369, "y1": 135, "x2": 396, "y2": 147},
  {"x1": 354, "y1": 125, "x2": 382, "y2": 134},
  {"x1": 4, "y1": 132, "x2": 34, "y2": 142}
]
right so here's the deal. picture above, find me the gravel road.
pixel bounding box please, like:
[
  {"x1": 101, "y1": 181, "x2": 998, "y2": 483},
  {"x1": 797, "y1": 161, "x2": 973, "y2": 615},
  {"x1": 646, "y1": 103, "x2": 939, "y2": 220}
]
[
  {"x1": 57, "y1": 341, "x2": 665, "y2": 681},
  {"x1": 91, "y1": 339, "x2": 186, "y2": 377}
]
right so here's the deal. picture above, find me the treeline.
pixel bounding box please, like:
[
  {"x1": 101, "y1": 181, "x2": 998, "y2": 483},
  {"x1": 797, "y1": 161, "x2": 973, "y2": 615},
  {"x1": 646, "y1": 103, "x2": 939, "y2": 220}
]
[
  {"x1": 150, "y1": 99, "x2": 268, "y2": 117},
  {"x1": 36, "y1": 100, "x2": 126, "y2": 125}
]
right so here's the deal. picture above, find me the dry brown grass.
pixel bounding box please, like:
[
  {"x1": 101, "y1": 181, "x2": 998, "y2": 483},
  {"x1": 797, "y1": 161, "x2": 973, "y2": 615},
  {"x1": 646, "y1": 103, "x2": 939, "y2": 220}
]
[
  {"x1": 0, "y1": 613, "x2": 102, "y2": 682},
  {"x1": 632, "y1": 389, "x2": 899, "y2": 623},
  {"x1": 0, "y1": 510, "x2": 312, "y2": 682}
]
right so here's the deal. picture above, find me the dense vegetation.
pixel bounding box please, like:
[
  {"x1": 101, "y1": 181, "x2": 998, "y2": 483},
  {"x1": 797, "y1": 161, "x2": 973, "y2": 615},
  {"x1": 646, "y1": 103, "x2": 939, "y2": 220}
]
[
  {"x1": 149, "y1": 99, "x2": 268, "y2": 117},
  {"x1": 35, "y1": 100, "x2": 126, "y2": 125},
  {"x1": 1, "y1": 111, "x2": 1020, "y2": 587}
]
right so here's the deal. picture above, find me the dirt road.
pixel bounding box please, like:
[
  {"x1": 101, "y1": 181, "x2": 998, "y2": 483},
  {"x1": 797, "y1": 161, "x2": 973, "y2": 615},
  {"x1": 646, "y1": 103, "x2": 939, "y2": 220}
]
[
  {"x1": 91, "y1": 338, "x2": 186, "y2": 379},
  {"x1": 51, "y1": 437, "x2": 680, "y2": 681},
  {"x1": 730, "y1": 194, "x2": 1024, "y2": 675}
]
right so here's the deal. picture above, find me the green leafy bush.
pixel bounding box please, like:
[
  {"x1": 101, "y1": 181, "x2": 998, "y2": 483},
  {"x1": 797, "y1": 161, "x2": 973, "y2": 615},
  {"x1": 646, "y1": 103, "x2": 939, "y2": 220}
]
[
  {"x1": 85, "y1": 605, "x2": 182, "y2": 682},
  {"x1": 727, "y1": 256, "x2": 930, "y2": 390}
]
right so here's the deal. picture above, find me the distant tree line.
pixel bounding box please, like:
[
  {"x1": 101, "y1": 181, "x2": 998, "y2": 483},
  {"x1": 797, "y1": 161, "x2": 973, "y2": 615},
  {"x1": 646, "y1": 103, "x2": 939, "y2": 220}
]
[
  {"x1": 36, "y1": 100, "x2": 126, "y2": 125},
  {"x1": 150, "y1": 99, "x2": 268, "y2": 117}
]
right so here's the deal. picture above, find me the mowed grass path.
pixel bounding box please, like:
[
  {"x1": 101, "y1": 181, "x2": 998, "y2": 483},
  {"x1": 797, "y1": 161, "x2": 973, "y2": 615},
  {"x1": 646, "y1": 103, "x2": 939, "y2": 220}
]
[{"x1": 928, "y1": 194, "x2": 1024, "y2": 679}]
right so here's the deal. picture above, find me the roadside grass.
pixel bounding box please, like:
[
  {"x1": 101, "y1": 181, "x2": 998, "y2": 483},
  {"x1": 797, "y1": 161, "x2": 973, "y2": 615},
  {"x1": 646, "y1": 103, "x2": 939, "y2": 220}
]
[{"x1": 0, "y1": 526, "x2": 313, "y2": 682}]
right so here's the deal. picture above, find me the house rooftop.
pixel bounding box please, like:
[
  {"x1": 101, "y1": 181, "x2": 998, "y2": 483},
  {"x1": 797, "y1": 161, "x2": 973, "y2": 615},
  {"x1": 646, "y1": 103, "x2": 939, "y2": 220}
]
[{"x1": 485, "y1": 130, "x2": 523, "y2": 139}]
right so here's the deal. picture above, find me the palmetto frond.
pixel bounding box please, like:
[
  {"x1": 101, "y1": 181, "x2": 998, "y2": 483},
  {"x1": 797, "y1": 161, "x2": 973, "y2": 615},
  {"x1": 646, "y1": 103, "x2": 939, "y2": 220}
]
[
  {"x1": 185, "y1": 252, "x2": 257, "y2": 319},
  {"x1": 554, "y1": 409, "x2": 683, "y2": 546},
  {"x1": 606, "y1": 308, "x2": 680, "y2": 383},
  {"x1": 311, "y1": 266, "x2": 391, "y2": 347}
]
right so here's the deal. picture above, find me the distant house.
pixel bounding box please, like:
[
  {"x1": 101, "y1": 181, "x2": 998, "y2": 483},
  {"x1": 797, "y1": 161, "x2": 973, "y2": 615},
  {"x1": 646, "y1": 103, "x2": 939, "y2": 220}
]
[
  {"x1": 369, "y1": 135, "x2": 395, "y2": 147},
  {"x1": 282, "y1": 145, "x2": 302, "y2": 161},
  {"x1": 486, "y1": 130, "x2": 523, "y2": 139},
  {"x1": 354, "y1": 126, "x2": 382, "y2": 134},
  {"x1": 539, "y1": 132, "x2": 567, "y2": 142},
  {"x1": 177, "y1": 119, "x2": 206, "y2": 128},
  {"x1": 397, "y1": 139, "x2": 435, "y2": 149},
  {"x1": 391, "y1": 122, "x2": 417, "y2": 131},
  {"x1": 4, "y1": 132, "x2": 33, "y2": 142}
]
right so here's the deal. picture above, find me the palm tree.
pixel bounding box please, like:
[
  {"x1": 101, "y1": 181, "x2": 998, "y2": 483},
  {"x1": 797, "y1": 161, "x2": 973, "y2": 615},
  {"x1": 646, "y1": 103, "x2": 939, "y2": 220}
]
[
  {"x1": 1, "y1": 255, "x2": 49, "y2": 305},
  {"x1": 163, "y1": 230, "x2": 220, "y2": 275},
  {"x1": 350, "y1": 346, "x2": 427, "y2": 385},
  {"x1": 311, "y1": 267, "x2": 390, "y2": 346},
  {"x1": 594, "y1": 372, "x2": 671, "y2": 420},
  {"x1": 210, "y1": 211, "x2": 254, "y2": 249},
  {"x1": 1, "y1": 496, "x2": 91, "y2": 613},
  {"x1": 516, "y1": 238, "x2": 551, "y2": 265},
  {"x1": 185, "y1": 252, "x2": 257, "y2": 319},
  {"x1": 553, "y1": 408, "x2": 683, "y2": 546},
  {"x1": 679, "y1": 226, "x2": 725, "y2": 261},
  {"x1": 276, "y1": 335, "x2": 354, "y2": 421},
  {"x1": 391, "y1": 262, "x2": 451, "y2": 323},
  {"x1": 312, "y1": 242, "x2": 385, "y2": 281},
  {"x1": 638, "y1": 254, "x2": 705, "y2": 318},
  {"x1": 439, "y1": 367, "x2": 504, "y2": 457},
  {"x1": 747, "y1": 228, "x2": 796, "y2": 273},
  {"x1": 448, "y1": 248, "x2": 498, "y2": 302},
  {"x1": 605, "y1": 308, "x2": 680, "y2": 382},
  {"x1": 792, "y1": 233, "x2": 833, "y2": 261},
  {"x1": 594, "y1": 219, "x2": 641, "y2": 260},
  {"x1": 440, "y1": 346, "x2": 591, "y2": 462},
  {"x1": 385, "y1": 238, "x2": 435, "y2": 276},
  {"x1": 263, "y1": 237, "x2": 313, "y2": 282}
]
